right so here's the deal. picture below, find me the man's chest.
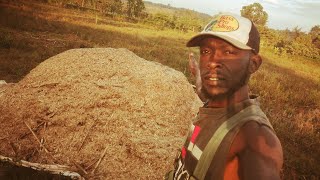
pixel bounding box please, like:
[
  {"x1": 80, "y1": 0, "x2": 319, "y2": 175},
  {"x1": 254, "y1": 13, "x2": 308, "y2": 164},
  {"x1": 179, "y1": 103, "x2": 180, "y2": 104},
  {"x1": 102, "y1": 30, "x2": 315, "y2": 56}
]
[{"x1": 174, "y1": 116, "x2": 235, "y2": 179}]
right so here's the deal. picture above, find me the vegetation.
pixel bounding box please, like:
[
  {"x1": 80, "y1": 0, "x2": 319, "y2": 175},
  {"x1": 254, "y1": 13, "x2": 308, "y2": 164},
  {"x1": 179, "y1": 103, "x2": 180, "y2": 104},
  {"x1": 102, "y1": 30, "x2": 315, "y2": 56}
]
[
  {"x1": 101, "y1": 0, "x2": 123, "y2": 16},
  {"x1": 142, "y1": 2, "x2": 211, "y2": 32},
  {"x1": 0, "y1": 0, "x2": 319, "y2": 179},
  {"x1": 126, "y1": 0, "x2": 145, "y2": 18},
  {"x1": 241, "y1": 2, "x2": 268, "y2": 26},
  {"x1": 240, "y1": 3, "x2": 319, "y2": 60}
]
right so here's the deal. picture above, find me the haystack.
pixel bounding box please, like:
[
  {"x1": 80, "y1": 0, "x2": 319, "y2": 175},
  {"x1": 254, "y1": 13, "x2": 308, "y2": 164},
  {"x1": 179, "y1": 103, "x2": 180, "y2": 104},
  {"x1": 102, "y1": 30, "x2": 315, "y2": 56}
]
[{"x1": 0, "y1": 48, "x2": 202, "y2": 179}]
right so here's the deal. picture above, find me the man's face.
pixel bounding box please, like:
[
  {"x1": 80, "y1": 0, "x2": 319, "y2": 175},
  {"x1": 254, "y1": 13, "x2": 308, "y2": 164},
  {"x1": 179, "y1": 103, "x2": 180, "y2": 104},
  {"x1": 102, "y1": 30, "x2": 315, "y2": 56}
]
[{"x1": 199, "y1": 37, "x2": 252, "y2": 100}]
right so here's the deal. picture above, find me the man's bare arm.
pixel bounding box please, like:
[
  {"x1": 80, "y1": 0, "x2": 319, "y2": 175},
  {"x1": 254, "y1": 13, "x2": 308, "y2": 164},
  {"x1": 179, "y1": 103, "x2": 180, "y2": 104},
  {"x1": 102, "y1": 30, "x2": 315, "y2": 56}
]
[{"x1": 238, "y1": 122, "x2": 283, "y2": 180}]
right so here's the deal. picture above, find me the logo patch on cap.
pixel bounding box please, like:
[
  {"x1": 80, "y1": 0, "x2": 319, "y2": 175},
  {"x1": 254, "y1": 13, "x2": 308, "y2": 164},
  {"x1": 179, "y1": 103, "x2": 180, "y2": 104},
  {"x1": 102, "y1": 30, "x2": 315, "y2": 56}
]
[{"x1": 205, "y1": 15, "x2": 239, "y2": 32}]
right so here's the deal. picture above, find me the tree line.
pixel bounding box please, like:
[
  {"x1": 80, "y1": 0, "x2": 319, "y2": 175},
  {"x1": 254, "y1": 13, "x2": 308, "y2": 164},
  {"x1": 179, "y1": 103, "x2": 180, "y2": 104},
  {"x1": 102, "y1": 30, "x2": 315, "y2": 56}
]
[
  {"x1": 54, "y1": 0, "x2": 146, "y2": 19},
  {"x1": 142, "y1": 10, "x2": 210, "y2": 32},
  {"x1": 241, "y1": 3, "x2": 319, "y2": 59},
  {"x1": 48, "y1": 0, "x2": 210, "y2": 31},
  {"x1": 45, "y1": 0, "x2": 319, "y2": 59}
]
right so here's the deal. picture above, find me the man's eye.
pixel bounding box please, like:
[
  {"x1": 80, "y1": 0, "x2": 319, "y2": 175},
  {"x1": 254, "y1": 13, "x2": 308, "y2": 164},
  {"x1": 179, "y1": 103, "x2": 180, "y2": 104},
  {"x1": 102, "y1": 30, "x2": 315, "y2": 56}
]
[
  {"x1": 201, "y1": 49, "x2": 210, "y2": 54},
  {"x1": 225, "y1": 50, "x2": 233, "y2": 54}
]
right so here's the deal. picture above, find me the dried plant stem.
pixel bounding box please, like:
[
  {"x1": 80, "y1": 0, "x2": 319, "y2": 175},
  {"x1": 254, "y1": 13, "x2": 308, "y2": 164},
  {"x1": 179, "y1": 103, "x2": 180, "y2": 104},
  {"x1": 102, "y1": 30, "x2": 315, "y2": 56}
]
[
  {"x1": 72, "y1": 160, "x2": 88, "y2": 175},
  {"x1": 85, "y1": 159, "x2": 99, "y2": 170},
  {"x1": 24, "y1": 122, "x2": 50, "y2": 153},
  {"x1": 91, "y1": 145, "x2": 108, "y2": 174},
  {"x1": 19, "y1": 121, "x2": 45, "y2": 139},
  {"x1": 78, "y1": 121, "x2": 95, "y2": 151}
]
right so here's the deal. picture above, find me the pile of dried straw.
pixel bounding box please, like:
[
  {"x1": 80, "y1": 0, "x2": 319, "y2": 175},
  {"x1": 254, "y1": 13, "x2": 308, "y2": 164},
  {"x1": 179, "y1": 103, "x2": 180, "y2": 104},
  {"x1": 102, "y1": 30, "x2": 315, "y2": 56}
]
[{"x1": 0, "y1": 48, "x2": 201, "y2": 179}]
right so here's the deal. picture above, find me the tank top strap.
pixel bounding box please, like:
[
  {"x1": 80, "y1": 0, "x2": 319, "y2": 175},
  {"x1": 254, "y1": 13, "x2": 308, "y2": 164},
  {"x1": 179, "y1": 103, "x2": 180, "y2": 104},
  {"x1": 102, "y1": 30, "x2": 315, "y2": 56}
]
[{"x1": 191, "y1": 104, "x2": 273, "y2": 180}]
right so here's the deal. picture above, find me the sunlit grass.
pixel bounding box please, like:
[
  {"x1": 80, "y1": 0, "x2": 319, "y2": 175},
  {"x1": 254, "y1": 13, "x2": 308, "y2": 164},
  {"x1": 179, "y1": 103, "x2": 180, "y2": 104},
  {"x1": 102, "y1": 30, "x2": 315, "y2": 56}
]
[{"x1": 261, "y1": 46, "x2": 320, "y2": 84}]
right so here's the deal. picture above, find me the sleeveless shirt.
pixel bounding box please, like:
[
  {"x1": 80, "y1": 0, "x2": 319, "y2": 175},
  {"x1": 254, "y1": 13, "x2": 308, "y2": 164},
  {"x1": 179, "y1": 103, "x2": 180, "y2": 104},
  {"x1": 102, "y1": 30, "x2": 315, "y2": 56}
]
[{"x1": 172, "y1": 97, "x2": 274, "y2": 180}]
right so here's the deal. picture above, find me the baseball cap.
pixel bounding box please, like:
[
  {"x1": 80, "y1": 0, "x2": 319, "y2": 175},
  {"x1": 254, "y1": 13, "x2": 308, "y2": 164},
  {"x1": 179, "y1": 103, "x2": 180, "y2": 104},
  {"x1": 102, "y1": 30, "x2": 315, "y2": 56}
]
[{"x1": 186, "y1": 12, "x2": 260, "y2": 53}]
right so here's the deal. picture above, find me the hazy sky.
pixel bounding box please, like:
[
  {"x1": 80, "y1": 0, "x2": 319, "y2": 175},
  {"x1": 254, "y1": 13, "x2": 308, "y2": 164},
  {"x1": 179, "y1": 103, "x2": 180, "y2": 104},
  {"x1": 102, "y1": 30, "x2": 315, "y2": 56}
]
[{"x1": 145, "y1": 0, "x2": 320, "y2": 32}]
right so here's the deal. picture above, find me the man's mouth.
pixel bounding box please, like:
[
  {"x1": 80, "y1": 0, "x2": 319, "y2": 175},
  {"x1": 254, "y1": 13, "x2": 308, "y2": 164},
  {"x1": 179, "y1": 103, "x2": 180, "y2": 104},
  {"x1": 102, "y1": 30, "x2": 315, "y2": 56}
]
[
  {"x1": 209, "y1": 77, "x2": 220, "y2": 81},
  {"x1": 206, "y1": 76, "x2": 225, "y2": 81},
  {"x1": 203, "y1": 74, "x2": 227, "y2": 86}
]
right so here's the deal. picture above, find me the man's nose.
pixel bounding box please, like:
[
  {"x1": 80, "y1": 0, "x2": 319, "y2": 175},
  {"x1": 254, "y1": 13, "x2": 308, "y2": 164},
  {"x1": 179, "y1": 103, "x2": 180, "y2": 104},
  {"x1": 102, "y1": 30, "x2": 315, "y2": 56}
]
[{"x1": 207, "y1": 53, "x2": 222, "y2": 69}]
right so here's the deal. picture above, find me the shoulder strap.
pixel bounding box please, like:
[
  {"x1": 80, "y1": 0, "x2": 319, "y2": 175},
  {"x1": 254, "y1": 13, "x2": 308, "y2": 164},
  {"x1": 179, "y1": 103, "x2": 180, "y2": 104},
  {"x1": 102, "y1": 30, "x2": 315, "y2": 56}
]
[{"x1": 191, "y1": 105, "x2": 272, "y2": 180}]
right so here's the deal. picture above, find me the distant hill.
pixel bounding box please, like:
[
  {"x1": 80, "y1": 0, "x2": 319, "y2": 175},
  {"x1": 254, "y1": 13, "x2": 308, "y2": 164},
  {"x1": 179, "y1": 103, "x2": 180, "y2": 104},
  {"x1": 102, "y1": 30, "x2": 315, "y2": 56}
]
[
  {"x1": 144, "y1": 1, "x2": 211, "y2": 17},
  {"x1": 144, "y1": 1, "x2": 211, "y2": 24}
]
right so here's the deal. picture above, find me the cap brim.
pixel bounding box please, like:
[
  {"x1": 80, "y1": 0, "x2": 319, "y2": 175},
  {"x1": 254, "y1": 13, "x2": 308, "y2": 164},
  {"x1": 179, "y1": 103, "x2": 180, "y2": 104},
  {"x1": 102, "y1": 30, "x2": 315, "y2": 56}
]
[{"x1": 186, "y1": 32, "x2": 252, "y2": 50}]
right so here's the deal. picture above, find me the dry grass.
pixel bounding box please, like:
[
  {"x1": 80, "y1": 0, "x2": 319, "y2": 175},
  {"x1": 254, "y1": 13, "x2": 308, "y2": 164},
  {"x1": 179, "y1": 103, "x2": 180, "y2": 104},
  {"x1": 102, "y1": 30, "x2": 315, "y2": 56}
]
[
  {"x1": 0, "y1": 0, "x2": 319, "y2": 179},
  {"x1": 0, "y1": 0, "x2": 195, "y2": 83},
  {"x1": 250, "y1": 47, "x2": 320, "y2": 179}
]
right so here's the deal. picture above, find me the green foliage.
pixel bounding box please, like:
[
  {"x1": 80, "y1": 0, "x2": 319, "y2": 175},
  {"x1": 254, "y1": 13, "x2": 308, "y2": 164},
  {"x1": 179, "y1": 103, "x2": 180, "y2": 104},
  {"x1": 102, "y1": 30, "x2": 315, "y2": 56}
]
[
  {"x1": 174, "y1": 10, "x2": 204, "y2": 32},
  {"x1": 143, "y1": 10, "x2": 207, "y2": 32},
  {"x1": 127, "y1": 0, "x2": 145, "y2": 18},
  {"x1": 99, "y1": 0, "x2": 123, "y2": 16},
  {"x1": 266, "y1": 27, "x2": 320, "y2": 59},
  {"x1": 144, "y1": 13, "x2": 175, "y2": 30},
  {"x1": 127, "y1": 0, "x2": 134, "y2": 17},
  {"x1": 309, "y1": 25, "x2": 320, "y2": 48},
  {"x1": 257, "y1": 24, "x2": 319, "y2": 60},
  {"x1": 133, "y1": 0, "x2": 145, "y2": 17},
  {"x1": 241, "y1": 3, "x2": 268, "y2": 26},
  {"x1": 142, "y1": 1, "x2": 211, "y2": 32},
  {"x1": 310, "y1": 25, "x2": 320, "y2": 37}
]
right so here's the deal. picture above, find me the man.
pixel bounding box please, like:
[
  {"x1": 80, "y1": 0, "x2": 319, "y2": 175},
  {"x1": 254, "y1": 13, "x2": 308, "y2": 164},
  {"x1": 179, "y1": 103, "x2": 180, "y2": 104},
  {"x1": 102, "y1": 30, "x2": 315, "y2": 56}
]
[{"x1": 167, "y1": 12, "x2": 283, "y2": 180}]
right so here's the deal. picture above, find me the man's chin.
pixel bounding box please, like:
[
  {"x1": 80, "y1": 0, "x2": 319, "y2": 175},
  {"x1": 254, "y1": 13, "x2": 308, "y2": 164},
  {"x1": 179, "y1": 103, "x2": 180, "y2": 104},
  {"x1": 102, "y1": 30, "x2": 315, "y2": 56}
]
[
  {"x1": 202, "y1": 88, "x2": 229, "y2": 100},
  {"x1": 208, "y1": 93, "x2": 229, "y2": 101}
]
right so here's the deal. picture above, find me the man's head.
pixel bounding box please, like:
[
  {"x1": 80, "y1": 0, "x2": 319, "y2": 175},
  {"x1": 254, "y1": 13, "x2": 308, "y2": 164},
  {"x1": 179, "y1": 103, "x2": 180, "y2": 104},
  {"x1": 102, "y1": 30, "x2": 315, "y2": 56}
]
[
  {"x1": 187, "y1": 13, "x2": 262, "y2": 101},
  {"x1": 187, "y1": 12, "x2": 260, "y2": 54}
]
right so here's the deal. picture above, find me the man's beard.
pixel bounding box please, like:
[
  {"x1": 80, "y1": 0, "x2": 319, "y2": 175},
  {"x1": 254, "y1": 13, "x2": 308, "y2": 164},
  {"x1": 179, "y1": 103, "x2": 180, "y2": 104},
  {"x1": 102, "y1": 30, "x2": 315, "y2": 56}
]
[{"x1": 202, "y1": 66, "x2": 251, "y2": 101}]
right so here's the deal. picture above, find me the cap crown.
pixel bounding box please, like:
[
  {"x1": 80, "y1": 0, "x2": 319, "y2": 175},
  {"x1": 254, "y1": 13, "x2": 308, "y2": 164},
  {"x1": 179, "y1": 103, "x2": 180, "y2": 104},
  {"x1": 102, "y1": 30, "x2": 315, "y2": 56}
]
[{"x1": 187, "y1": 13, "x2": 260, "y2": 53}]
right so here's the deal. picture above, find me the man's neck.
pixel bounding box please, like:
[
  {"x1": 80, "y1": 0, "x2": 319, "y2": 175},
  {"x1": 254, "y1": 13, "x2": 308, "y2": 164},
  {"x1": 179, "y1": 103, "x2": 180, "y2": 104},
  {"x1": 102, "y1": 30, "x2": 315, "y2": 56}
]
[{"x1": 207, "y1": 85, "x2": 250, "y2": 108}]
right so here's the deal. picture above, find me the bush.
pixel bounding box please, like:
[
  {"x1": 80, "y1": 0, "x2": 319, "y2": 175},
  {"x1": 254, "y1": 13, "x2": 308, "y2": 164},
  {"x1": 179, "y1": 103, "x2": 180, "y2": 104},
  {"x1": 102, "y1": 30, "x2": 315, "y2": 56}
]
[{"x1": 262, "y1": 27, "x2": 320, "y2": 60}]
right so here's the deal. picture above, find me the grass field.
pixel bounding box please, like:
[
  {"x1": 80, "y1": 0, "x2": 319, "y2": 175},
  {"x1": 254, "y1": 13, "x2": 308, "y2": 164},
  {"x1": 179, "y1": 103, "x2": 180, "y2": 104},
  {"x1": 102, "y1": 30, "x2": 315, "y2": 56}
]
[{"x1": 0, "y1": 1, "x2": 319, "y2": 179}]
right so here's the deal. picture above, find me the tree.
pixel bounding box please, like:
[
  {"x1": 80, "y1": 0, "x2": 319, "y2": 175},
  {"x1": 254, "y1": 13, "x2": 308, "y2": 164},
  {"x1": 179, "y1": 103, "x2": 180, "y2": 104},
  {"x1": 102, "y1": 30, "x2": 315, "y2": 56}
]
[
  {"x1": 133, "y1": 0, "x2": 145, "y2": 17},
  {"x1": 127, "y1": 0, "x2": 145, "y2": 18},
  {"x1": 310, "y1": 25, "x2": 320, "y2": 37},
  {"x1": 127, "y1": 0, "x2": 134, "y2": 18},
  {"x1": 240, "y1": 3, "x2": 268, "y2": 26},
  {"x1": 110, "y1": 0, "x2": 123, "y2": 15},
  {"x1": 309, "y1": 25, "x2": 320, "y2": 48},
  {"x1": 292, "y1": 26, "x2": 303, "y2": 39},
  {"x1": 82, "y1": 0, "x2": 99, "y2": 9}
]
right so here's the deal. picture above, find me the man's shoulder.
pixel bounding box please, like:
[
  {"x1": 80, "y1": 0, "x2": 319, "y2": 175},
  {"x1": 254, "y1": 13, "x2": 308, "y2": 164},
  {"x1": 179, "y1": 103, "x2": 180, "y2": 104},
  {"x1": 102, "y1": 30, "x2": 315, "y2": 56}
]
[
  {"x1": 236, "y1": 120, "x2": 283, "y2": 169},
  {"x1": 241, "y1": 120, "x2": 279, "y2": 145},
  {"x1": 234, "y1": 117, "x2": 280, "y2": 151}
]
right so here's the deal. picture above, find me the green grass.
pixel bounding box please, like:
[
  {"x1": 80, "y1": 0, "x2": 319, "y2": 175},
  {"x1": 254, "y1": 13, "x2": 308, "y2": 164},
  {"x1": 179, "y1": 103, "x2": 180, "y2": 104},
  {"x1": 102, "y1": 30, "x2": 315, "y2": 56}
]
[{"x1": 0, "y1": 1, "x2": 319, "y2": 179}]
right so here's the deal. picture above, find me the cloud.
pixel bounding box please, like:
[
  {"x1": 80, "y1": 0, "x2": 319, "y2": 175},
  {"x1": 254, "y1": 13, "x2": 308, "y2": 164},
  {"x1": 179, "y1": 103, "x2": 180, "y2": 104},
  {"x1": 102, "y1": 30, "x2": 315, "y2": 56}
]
[
  {"x1": 266, "y1": 0, "x2": 319, "y2": 31},
  {"x1": 262, "y1": 0, "x2": 279, "y2": 5},
  {"x1": 282, "y1": 0, "x2": 320, "y2": 20}
]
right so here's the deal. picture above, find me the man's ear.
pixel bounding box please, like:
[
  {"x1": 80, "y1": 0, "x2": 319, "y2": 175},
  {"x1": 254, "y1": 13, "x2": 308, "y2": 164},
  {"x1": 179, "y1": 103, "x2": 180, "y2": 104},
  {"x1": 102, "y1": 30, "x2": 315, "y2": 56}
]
[{"x1": 248, "y1": 54, "x2": 262, "y2": 74}]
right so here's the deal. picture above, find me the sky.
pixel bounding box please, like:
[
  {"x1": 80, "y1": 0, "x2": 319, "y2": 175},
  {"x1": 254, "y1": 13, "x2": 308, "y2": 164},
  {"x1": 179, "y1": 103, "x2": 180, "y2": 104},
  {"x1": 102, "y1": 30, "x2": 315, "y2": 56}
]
[{"x1": 145, "y1": 0, "x2": 320, "y2": 32}]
